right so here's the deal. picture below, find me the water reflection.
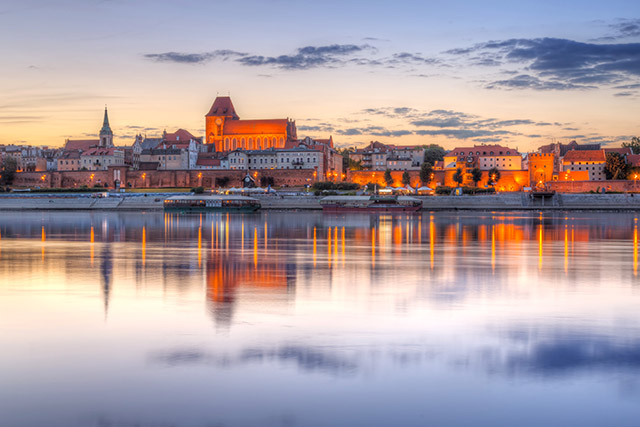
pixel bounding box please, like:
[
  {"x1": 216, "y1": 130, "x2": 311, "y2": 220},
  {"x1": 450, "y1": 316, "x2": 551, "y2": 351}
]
[{"x1": 1, "y1": 211, "x2": 640, "y2": 426}]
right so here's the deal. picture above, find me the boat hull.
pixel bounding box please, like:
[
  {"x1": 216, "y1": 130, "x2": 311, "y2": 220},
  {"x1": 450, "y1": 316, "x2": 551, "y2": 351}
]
[
  {"x1": 164, "y1": 205, "x2": 260, "y2": 213},
  {"x1": 321, "y1": 205, "x2": 422, "y2": 213}
]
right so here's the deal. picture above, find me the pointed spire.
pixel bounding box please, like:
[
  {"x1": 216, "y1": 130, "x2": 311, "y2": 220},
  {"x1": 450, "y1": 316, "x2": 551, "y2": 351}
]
[{"x1": 100, "y1": 106, "x2": 112, "y2": 135}]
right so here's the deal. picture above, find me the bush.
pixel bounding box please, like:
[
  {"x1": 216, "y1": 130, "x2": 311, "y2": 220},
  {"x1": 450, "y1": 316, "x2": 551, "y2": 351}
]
[
  {"x1": 311, "y1": 181, "x2": 360, "y2": 191},
  {"x1": 27, "y1": 188, "x2": 104, "y2": 193},
  {"x1": 435, "y1": 186, "x2": 453, "y2": 195},
  {"x1": 191, "y1": 186, "x2": 204, "y2": 194}
]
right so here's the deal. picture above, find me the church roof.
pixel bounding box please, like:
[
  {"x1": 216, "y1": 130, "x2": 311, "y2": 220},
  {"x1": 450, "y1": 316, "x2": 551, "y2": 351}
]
[
  {"x1": 206, "y1": 96, "x2": 240, "y2": 119},
  {"x1": 65, "y1": 139, "x2": 99, "y2": 151},
  {"x1": 164, "y1": 128, "x2": 199, "y2": 142},
  {"x1": 223, "y1": 119, "x2": 289, "y2": 135}
]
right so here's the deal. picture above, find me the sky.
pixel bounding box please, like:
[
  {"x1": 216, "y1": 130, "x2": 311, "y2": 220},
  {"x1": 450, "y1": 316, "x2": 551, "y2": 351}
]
[{"x1": 1, "y1": 0, "x2": 639, "y2": 151}]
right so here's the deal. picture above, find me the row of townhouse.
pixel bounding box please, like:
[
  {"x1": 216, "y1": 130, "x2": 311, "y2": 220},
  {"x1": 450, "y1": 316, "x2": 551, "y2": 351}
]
[
  {"x1": 223, "y1": 138, "x2": 343, "y2": 179},
  {"x1": 0, "y1": 145, "x2": 48, "y2": 172},
  {"x1": 350, "y1": 141, "x2": 425, "y2": 171}
]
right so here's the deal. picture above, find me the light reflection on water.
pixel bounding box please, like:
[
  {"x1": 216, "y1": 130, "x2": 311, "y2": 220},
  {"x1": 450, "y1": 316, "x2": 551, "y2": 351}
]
[{"x1": 1, "y1": 210, "x2": 640, "y2": 427}]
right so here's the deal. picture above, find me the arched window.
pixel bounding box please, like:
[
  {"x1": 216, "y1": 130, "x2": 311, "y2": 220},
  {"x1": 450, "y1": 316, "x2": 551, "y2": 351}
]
[
  {"x1": 225, "y1": 138, "x2": 230, "y2": 151},
  {"x1": 257, "y1": 138, "x2": 262, "y2": 150},
  {"x1": 279, "y1": 137, "x2": 284, "y2": 146},
  {"x1": 272, "y1": 137, "x2": 277, "y2": 146},
  {"x1": 249, "y1": 138, "x2": 253, "y2": 149},
  {"x1": 241, "y1": 138, "x2": 245, "y2": 148},
  {"x1": 232, "y1": 138, "x2": 237, "y2": 150}
]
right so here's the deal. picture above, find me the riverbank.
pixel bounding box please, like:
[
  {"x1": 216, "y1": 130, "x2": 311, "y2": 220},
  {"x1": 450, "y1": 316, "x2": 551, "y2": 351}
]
[{"x1": 3, "y1": 192, "x2": 640, "y2": 211}]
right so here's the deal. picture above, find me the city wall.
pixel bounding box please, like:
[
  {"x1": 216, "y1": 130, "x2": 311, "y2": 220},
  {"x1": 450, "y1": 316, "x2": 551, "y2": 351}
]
[
  {"x1": 13, "y1": 168, "x2": 317, "y2": 189},
  {"x1": 348, "y1": 170, "x2": 530, "y2": 191},
  {"x1": 546, "y1": 180, "x2": 638, "y2": 193}
]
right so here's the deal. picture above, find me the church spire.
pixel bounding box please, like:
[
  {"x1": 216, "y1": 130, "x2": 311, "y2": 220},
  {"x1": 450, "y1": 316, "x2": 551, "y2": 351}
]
[
  {"x1": 99, "y1": 106, "x2": 113, "y2": 147},
  {"x1": 101, "y1": 106, "x2": 112, "y2": 135}
]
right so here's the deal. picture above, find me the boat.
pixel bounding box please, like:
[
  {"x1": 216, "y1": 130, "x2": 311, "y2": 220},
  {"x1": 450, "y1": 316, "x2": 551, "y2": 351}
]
[
  {"x1": 319, "y1": 195, "x2": 422, "y2": 213},
  {"x1": 163, "y1": 195, "x2": 261, "y2": 212}
]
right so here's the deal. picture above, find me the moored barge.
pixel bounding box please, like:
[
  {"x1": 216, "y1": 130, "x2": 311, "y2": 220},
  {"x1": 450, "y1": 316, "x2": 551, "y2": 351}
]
[
  {"x1": 164, "y1": 195, "x2": 261, "y2": 212},
  {"x1": 320, "y1": 195, "x2": 422, "y2": 213}
]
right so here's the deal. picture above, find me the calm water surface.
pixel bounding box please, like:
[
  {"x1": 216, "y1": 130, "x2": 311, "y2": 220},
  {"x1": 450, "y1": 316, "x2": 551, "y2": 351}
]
[{"x1": 1, "y1": 210, "x2": 640, "y2": 427}]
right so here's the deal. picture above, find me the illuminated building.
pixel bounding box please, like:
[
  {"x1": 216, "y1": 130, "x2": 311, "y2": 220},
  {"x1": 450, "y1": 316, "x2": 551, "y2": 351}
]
[{"x1": 205, "y1": 96, "x2": 297, "y2": 151}]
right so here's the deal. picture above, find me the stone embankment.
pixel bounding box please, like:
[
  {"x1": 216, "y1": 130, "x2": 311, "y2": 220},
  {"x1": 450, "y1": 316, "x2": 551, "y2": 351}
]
[{"x1": 2, "y1": 192, "x2": 640, "y2": 211}]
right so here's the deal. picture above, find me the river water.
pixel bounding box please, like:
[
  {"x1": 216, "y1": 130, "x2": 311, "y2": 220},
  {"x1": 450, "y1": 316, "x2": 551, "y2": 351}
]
[{"x1": 1, "y1": 210, "x2": 639, "y2": 427}]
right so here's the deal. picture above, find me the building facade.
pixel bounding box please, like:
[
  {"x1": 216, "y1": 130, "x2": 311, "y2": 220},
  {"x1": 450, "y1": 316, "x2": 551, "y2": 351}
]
[{"x1": 561, "y1": 149, "x2": 606, "y2": 181}]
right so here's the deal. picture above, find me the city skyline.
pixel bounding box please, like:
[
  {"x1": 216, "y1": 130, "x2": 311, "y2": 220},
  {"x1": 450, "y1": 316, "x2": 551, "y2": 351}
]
[{"x1": 1, "y1": 0, "x2": 639, "y2": 150}]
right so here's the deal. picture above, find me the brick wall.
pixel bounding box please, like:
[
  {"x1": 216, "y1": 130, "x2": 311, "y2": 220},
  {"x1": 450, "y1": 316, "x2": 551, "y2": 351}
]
[
  {"x1": 547, "y1": 180, "x2": 638, "y2": 193},
  {"x1": 13, "y1": 168, "x2": 317, "y2": 189}
]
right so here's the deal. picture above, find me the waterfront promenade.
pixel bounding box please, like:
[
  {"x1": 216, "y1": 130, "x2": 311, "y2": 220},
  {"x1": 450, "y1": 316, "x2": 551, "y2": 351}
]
[{"x1": 3, "y1": 193, "x2": 640, "y2": 211}]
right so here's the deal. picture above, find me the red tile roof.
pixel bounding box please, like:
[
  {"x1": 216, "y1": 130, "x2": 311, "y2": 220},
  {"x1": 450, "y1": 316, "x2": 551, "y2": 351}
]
[
  {"x1": 65, "y1": 139, "x2": 98, "y2": 151},
  {"x1": 196, "y1": 158, "x2": 221, "y2": 166},
  {"x1": 604, "y1": 147, "x2": 632, "y2": 156},
  {"x1": 562, "y1": 149, "x2": 606, "y2": 162},
  {"x1": 164, "y1": 129, "x2": 199, "y2": 142},
  {"x1": 223, "y1": 119, "x2": 288, "y2": 135},
  {"x1": 627, "y1": 154, "x2": 640, "y2": 167}
]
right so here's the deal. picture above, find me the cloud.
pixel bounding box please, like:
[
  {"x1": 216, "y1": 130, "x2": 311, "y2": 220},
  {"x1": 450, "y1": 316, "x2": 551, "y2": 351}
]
[
  {"x1": 486, "y1": 74, "x2": 594, "y2": 91},
  {"x1": 447, "y1": 37, "x2": 640, "y2": 91},
  {"x1": 237, "y1": 44, "x2": 374, "y2": 70},
  {"x1": 415, "y1": 129, "x2": 511, "y2": 139},
  {"x1": 614, "y1": 91, "x2": 635, "y2": 97},
  {"x1": 144, "y1": 50, "x2": 246, "y2": 64},
  {"x1": 473, "y1": 137, "x2": 503, "y2": 143},
  {"x1": 412, "y1": 117, "x2": 465, "y2": 128},
  {"x1": 598, "y1": 19, "x2": 640, "y2": 41},
  {"x1": 388, "y1": 52, "x2": 439, "y2": 65},
  {"x1": 336, "y1": 126, "x2": 413, "y2": 137},
  {"x1": 145, "y1": 44, "x2": 441, "y2": 72}
]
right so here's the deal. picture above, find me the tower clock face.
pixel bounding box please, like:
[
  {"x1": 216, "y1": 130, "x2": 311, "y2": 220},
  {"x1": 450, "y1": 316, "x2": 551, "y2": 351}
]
[{"x1": 215, "y1": 118, "x2": 222, "y2": 125}]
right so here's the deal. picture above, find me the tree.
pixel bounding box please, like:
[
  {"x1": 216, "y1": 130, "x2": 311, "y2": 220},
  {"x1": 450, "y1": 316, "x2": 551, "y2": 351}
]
[
  {"x1": 384, "y1": 169, "x2": 393, "y2": 186},
  {"x1": 423, "y1": 144, "x2": 446, "y2": 165},
  {"x1": 471, "y1": 167, "x2": 483, "y2": 187},
  {"x1": 0, "y1": 157, "x2": 18, "y2": 186},
  {"x1": 215, "y1": 176, "x2": 230, "y2": 188},
  {"x1": 623, "y1": 136, "x2": 640, "y2": 155},
  {"x1": 419, "y1": 162, "x2": 433, "y2": 186},
  {"x1": 260, "y1": 176, "x2": 275, "y2": 187},
  {"x1": 452, "y1": 167, "x2": 463, "y2": 187},
  {"x1": 347, "y1": 158, "x2": 363, "y2": 171},
  {"x1": 488, "y1": 167, "x2": 501, "y2": 186},
  {"x1": 605, "y1": 152, "x2": 628, "y2": 180},
  {"x1": 402, "y1": 171, "x2": 411, "y2": 187}
]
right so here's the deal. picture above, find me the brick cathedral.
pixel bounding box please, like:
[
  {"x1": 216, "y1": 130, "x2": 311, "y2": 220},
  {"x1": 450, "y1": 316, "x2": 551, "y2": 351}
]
[{"x1": 205, "y1": 96, "x2": 297, "y2": 152}]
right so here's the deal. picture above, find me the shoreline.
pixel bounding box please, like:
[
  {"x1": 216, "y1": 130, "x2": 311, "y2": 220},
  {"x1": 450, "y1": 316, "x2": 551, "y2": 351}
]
[{"x1": 2, "y1": 193, "x2": 640, "y2": 211}]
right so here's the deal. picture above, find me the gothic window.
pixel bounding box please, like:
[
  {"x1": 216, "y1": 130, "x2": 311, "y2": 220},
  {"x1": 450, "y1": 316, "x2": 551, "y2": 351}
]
[
  {"x1": 249, "y1": 138, "x2": 253, "y2": 149},
  {"x1": 280, "y1": 137, "x2": 284, "y2": 146},
  {"x1": 241, "y1": 138, "x2": 245, "y2": 148}
]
